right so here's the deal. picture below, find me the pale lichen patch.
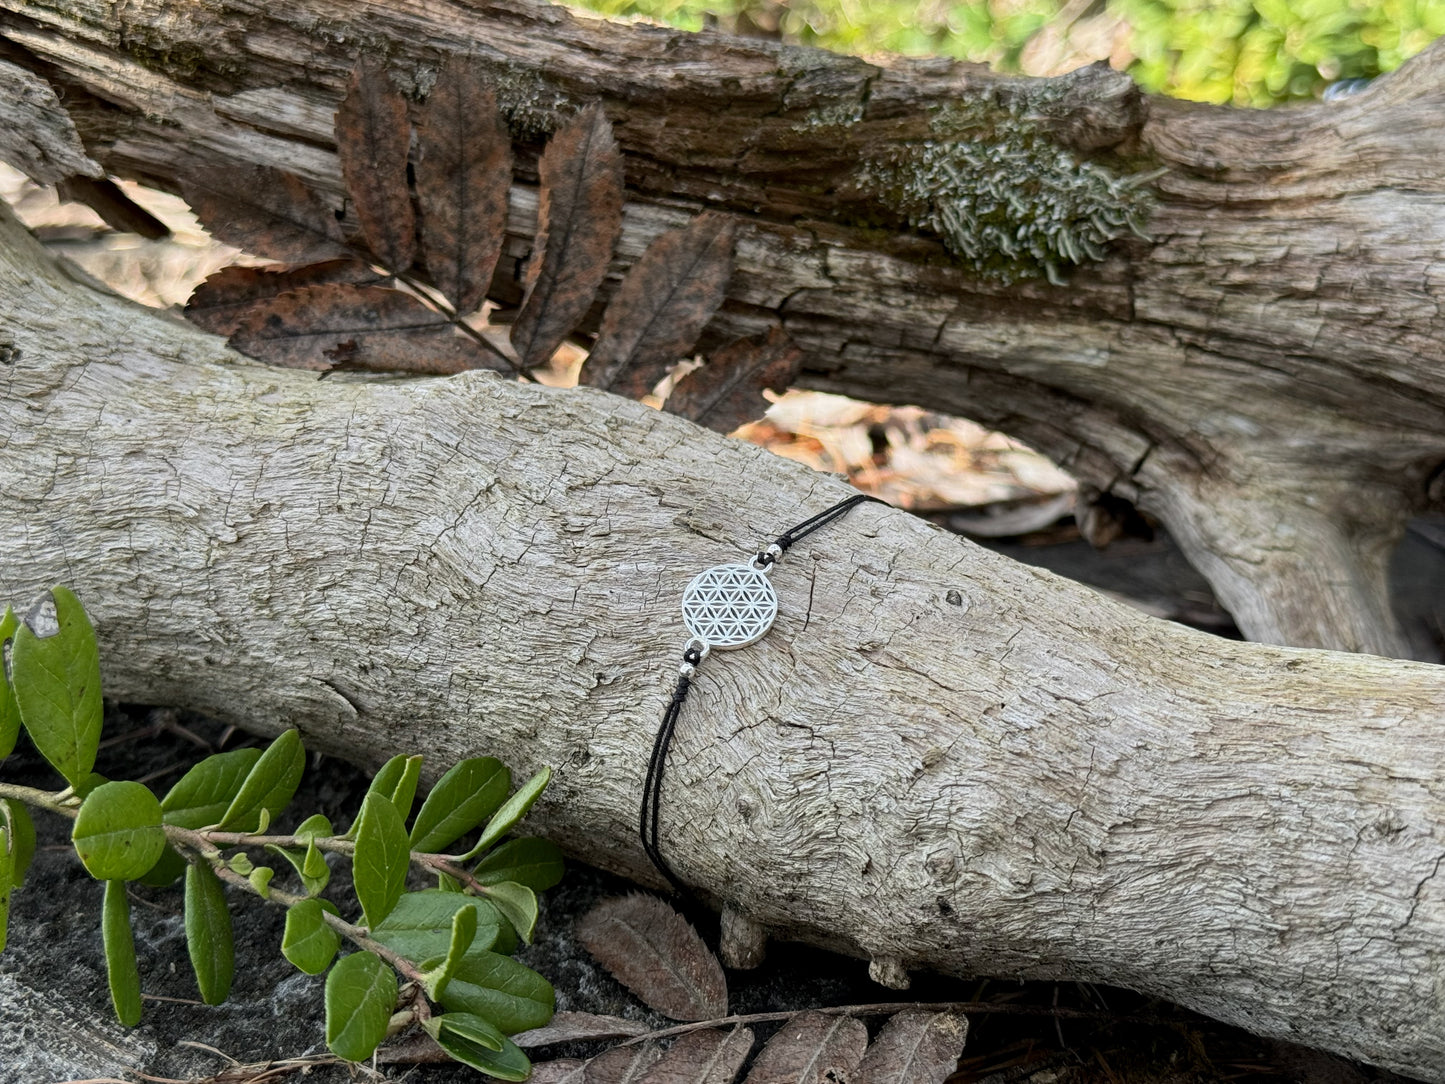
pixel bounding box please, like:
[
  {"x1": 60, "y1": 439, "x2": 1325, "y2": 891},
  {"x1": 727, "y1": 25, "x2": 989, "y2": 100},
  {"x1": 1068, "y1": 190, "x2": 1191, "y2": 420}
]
[{"x1": 854, "y1": 100, "x2": 1157, "y2": 284}]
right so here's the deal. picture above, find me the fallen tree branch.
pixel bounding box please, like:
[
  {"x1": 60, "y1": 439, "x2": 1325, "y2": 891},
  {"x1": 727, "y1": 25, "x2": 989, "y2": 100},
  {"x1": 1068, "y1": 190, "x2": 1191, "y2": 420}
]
[
  {"x1": 1, "y1": 201, "x2": 1442, "y2": 1079},
  {"x1": 2, "y1": 0, "x2": 1444, "y2": 654}
]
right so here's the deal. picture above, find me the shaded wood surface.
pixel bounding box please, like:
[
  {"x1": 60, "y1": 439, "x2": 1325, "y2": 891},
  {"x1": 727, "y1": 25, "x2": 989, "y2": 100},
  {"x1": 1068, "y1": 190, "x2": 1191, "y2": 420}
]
[
  {"x1": 2, "y1": 0, "x2": 1445, "y2": 655},
  {"x1": 1, "y1": 202, "x2": 1442, "y2": 1080}
]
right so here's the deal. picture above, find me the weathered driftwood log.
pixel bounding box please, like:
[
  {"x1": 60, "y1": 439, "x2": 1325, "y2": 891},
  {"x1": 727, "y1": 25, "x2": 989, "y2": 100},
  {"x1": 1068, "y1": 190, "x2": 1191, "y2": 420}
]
[
  {"x1": 3, "y1": 0, "x2": 1445, "y2": 656},
  {"x1": 2, "y1": 201, "x2": 1443, "y2": 1079}
]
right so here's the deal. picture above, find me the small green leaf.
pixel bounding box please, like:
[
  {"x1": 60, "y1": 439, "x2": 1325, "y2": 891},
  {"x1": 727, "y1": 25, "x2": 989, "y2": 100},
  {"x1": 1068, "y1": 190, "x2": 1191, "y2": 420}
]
[
  {"x1": 432, "y1": 1014, "x2": 532, "y2": 1080},
  {"x1": 0, "y1": 607, "x2": 19, "y2": 760},
  {"x1": 409, "y1": 757, "x2": 509, "y2": 853},
  {"x1": 352, "y1": 794, "x2": 409, "y2": 928},
  {"x1": 369, "y1": 889, "x2": 501, "y2": 964},
  {"x1": 471, "y1": 837, "x2": 564, "y2": 891},
  {"x1": 437, "y1": 871, "x2": 463, "y2": 892},
  {"x1": 0, "y1": 827, "x2": 12, "y2": 954},
  {"x1": 11, "y1": 587, "x2": 103, "y2": 790},
  {"x1": 102, "y1": 880, "x2": 143, "y2": 1026},
  {"x1": 325, "y1": 951, "x2": 397, "y2": 1062},
  {"x1": 433, "y1": 1023, "x2": 537, "y2": 1081},
  {"x1": 71, "y1": 781, "x2": 167, "y2": 881},
  {"x1": 136, "y1": 846, "x2": 186, "y2": 888},
  {"x1": 217, "y1": 729, "x2": 304, "y2": 831},
  {"x1": 423, "y1": 902, "x2": 478, "y2": 1001},
  {"x1": 227, "y1": 852, "x2": 254, "y2": 876},
  {"x1": 265, "y1": 840, "x2": 331, "y2": 897},
  {"x1": 283, "y1": 897, "x2": 341, "y2": 974},
  {"x1": 184, "y1": 861, "x2": 234, "y2": 1004},
  {"x1": 0, "y1": 800, "x2": 35, "y2": 890},
  {"x1": 160, "y1": 748, "x2": 263, "y2": 828},
  {"x1": 460, "y1": 767, "x2": 551, "y2": 861},
  {"x1": 438, "y1": 950, "x2": 554, "y2": 1033},
  {"x1": 481, "y1": 880, "x2": 538, "y2": 945},
  {"x1": 249, "y1": 866, "x2": 274, "y2": 896},
  {"x1": 295, "y1": 812, "x2": 333, "y2": 839},
  {"x1": 367, "y1": 754, "x2": 424, "y2": 823}
]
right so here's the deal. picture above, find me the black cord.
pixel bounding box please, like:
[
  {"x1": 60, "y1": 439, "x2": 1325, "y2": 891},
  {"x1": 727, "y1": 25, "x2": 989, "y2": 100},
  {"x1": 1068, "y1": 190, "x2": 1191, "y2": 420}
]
[{"x1": 639, "y1": 493, "x2": 884, "y2": 892}]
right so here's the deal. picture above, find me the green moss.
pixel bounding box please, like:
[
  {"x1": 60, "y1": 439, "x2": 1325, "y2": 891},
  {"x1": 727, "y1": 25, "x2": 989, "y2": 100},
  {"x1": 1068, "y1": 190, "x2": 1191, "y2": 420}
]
[{"x1": 854, "y1": 99, "x2": 1155, "y2": 284}]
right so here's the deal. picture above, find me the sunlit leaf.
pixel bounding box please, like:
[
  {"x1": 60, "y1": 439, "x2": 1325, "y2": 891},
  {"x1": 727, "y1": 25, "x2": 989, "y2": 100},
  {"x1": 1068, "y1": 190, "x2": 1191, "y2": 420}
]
[
  {"x1": 283, "y1": 897, "x2": 342, "y2": 975},
  {"x1": 184, "y1": 860, "x2": 234, "y2": 1005},
  {"x1": 409, "y1": 756, "x2": 510, "y2": 854},
  {"x1": 11, "y1": 587, "x2": 102, "y2": 790},
  {"x1": 325, "y1": 950, "x2": 398, "y2": 1062},
  {"x1": 102, "y1": 880, "x2": 143, "y2": 1026},
  {"x1": 71, "y1": 780, "x2": 167, "y2": 882}
]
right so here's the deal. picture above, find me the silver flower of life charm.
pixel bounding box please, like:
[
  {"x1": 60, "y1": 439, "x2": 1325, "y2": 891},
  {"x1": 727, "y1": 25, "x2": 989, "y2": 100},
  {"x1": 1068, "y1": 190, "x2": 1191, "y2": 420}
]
[{"x1": 681, "y1": 563, "x2": 779, "y2": 650}]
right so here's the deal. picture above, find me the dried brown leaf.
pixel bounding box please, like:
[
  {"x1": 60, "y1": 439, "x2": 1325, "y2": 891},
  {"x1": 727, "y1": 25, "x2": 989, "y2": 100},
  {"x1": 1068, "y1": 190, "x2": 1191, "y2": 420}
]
[
  {"x1": 852, "y1": 1011, "x2": 967, "y2": 1084},
  {"x1": 510, "y1": 103, "x2": 623, "y2": 369},
  {"x1": 740, "y1": 1012, "x2": 866, "y2": 1084},
  {"x1": 182, "y1": 164, "x2": 347, "y2": 264},
  {"x1": 515, "y1": 1011, "x2": 652, "y2": 1048},
  {"x1": 664, "y1": 327, "x2": 802, "y2": 433},
  {"x1": 638, "y1": 1027, "x2": 754, "y2": 1084},
  {"x1": 581, "y1": 212, "x2": 736, "y2": 396},
  {"x1": 226, "y1": 283, "x2": 497, "y2": 374},
  {"x1": 335, "y1": 59, "x2": 415, "y2": 271},
  {"x1": 576, "y1": 894, "x2": 727, "y2": 1022},
  {"x1": 186, "y1": 260, "x2": 382, "y2": 337},
  {"x1": 584, "y1": 1044, "x2": 663, "y2": 1084},
  {"x1": 415, "y1": 58, "x2": 512, "y2": 316}
]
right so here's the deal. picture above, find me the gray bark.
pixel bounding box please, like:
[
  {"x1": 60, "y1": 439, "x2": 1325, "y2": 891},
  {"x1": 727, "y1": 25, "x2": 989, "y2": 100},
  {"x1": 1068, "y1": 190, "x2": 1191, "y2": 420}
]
[
  {"x1": 2, "y1": 0, "x2": 1444, "y2": 655},
  {"x1": 1, "y1": 197, "x2": 1443, "y2": 1079}
]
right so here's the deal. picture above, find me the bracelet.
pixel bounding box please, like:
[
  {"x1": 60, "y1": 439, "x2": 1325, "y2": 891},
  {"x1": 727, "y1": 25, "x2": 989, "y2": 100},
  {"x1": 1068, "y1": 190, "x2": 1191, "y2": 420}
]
[{"x1": 640, "y1": 493, "x2": 884, "y2": 892}]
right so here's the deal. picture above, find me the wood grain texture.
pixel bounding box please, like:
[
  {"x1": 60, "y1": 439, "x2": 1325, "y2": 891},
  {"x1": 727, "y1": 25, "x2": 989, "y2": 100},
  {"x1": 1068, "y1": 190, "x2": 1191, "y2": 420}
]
[
  {"x1": 0, "y1": 57, "x2": 100, "y2": 183},
  {"x1": 2, "y1": 200, "x2": 1443, "y2": 1080},
  {"x1": 4, "y1": 0, "x2": 1442, "y2": 655}
]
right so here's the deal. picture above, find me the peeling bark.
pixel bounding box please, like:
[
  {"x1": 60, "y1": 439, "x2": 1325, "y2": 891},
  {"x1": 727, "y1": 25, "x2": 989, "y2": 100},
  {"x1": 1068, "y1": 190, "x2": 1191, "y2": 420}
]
[
  {"x1": 1, "y1": 200, "x2": 1443, "y2": 1080},
  {"x1": 2, "y1": 0, "x2": 1444, "y2": 653}
]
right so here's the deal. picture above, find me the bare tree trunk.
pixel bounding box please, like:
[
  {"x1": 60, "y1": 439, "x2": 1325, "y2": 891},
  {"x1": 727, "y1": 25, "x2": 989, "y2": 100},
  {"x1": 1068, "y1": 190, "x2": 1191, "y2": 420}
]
[
  {"x1": 2, "y1": 196, "x2": 1443, "y2": 1079},
  {"x1": 4, "y1": 0, "x2": 1445, "y2": 654}
]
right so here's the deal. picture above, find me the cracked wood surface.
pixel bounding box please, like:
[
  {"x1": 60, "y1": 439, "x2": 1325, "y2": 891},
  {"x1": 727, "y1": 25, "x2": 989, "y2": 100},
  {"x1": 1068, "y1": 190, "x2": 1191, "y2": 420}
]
[
  {"x1": 1, "y1": 203, "x2": 1443, "y2": 1080},
  {"x1": 1, "y1": 0, "x2": 1444, "y2": 656}
]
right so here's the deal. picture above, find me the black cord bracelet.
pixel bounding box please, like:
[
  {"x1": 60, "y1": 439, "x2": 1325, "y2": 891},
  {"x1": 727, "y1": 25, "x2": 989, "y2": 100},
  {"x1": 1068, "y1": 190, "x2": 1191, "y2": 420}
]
[{"x1": 640, "y1": 493, "x2": 884, "y2": 892}]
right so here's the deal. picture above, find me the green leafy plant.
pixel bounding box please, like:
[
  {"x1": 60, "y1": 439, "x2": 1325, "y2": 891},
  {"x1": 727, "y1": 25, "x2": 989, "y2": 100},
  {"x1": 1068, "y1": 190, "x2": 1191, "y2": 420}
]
[{"x1": 0, "y1": 586, "x2": 561, "y2": 1078}]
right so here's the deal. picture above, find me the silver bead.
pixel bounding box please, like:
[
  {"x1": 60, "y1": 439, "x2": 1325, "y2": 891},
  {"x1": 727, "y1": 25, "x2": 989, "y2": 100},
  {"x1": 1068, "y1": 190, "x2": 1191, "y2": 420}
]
[{"x1": 679, "y1": 662, "x2": 696, "y2": 677}]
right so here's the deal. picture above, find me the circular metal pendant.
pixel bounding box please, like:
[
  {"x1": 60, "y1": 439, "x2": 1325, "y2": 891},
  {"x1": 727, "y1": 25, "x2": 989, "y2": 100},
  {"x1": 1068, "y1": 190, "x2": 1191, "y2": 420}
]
[{"x1": 681, "y1": 563, "x2": 779, "y2": 650}]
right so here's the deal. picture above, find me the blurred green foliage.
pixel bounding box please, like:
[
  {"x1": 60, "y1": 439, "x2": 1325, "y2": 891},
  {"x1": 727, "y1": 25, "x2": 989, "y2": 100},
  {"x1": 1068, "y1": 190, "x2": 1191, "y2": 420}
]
[{"x1": 568, "y1": 0, "x2": 1445, "y2": 105}]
